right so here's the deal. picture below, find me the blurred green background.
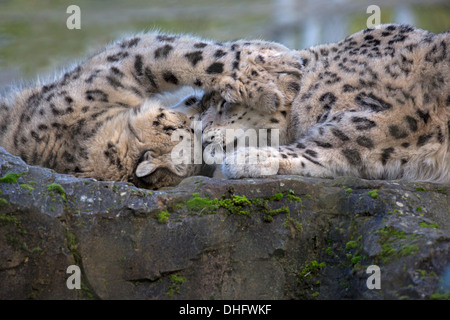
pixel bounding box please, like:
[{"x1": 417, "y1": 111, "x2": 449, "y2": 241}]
[{"x1": 0, "y1": 0, "x2": 449, "y2": 89}]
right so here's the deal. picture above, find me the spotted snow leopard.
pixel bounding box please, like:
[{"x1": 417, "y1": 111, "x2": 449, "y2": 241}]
[
  {"x1": 1, "y1": 24, "x2": 449, "y2": 189},
  {"x1": 192, "y1": 24, "x2": 449, "y2": 185},
  {"x1": 0, "y1": 32, "x2": 302, "y2": 189}
]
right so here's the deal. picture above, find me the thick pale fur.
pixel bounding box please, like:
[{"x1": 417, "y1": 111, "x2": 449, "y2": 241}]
[
  {"x1": 195, "y1": 24, "x2": 449, "y2": 184},
  {"x1": 0, "y1": 32, "x2": 301, "y2": 189},
  {"x1": 1, "y1": 25, "x2": 448, "y2": 188}
]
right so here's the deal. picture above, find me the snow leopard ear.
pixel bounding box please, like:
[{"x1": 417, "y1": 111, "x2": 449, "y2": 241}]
[
  {"x1": 135, "y1": 161, "x2": 158, "y2": 178},
  {"x1": 135, "y1": 150, "x2": 158, "y2": 178}
]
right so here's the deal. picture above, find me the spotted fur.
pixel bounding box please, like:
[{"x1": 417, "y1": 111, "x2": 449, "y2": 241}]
[
  {"x1": 202, "y1": 24, "x2": 449, "y2": 184},
  {"x1": 0, "y1": 32, "x2": 302, "y2": 189}
]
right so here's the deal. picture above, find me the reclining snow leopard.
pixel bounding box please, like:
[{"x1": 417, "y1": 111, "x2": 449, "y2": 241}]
[
  {"x1": 1, "y1": 24, "x2": 449, "y2": 189},
  {"x1": 192, "y1": 24, "x2": 450, "y2": 185},
  {"x1": 0, "y1": 32, "x2": 301, "y2": 189}
]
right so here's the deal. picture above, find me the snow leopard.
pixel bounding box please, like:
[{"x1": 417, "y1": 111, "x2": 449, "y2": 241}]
[
  {"x1": 193, "y1": 24, "x2": 449, "y2": 184},
  {"x1": 0, "y1": 32, "x2": 302, "y2": 189}
]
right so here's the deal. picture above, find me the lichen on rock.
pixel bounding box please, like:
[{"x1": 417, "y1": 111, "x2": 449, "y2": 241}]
[{"x1": 1, "y1": 147, "x2": 449, "y2": 300}]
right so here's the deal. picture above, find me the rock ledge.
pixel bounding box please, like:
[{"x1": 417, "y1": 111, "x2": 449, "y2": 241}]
[{"x1": 1, "y1": 147, "x2": 449, "y2": 299}]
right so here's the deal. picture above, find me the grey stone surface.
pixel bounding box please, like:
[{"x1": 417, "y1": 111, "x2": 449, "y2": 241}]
[{"x1": 1, "y1": 147, "x2": 449, "y2": 299}]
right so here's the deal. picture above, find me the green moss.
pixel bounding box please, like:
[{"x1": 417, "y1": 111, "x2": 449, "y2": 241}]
[
  {"x1": 167, "y1": 273, "x2": 186, "y2": 297},
  {"x1": 31, "y1": 247, "x2": 42, "y2": 253},
  {"x1": 345, "y1": 235, "x2": 364, "y2": 270},
  {"x1": 387, "y1": 208, "x2": 401, "y2": 216},
  {"x1": 345, "y1": 188, "x2": 353, "y2": 198},
  {"x1": 80, "y1": 283, "x2": 95, "y2": 299},
  {"x1": 65, "y1": 229, "x2": 95, "y2": 299},
  {"x1": 429, "y1": 292, "x2": 450, "y2": 300},
  {"x1": 157, "y1": 211, "x2": 170, "y2": 224},
  {"x1": 172, "y1": 202, "x2": 187, "y2": 211},
  {"x1": 283, "y1": 215, "x2": 303, "y2": 233},
  {"x1": 65, "y1": 230, "x2": 76, "y2": 248},
  {"x1": 263, "y1": 206, "x2": 289, "y2": 222},
  {"x1": 419, "y1": 221, "x2": 440, "y2": 229},
  {"x1": 350, "y1": 255, "x2": 361, "y2": 266},
  {"x1": 325, "y1": 246, "x2": 334, "y2": 256},
  {"x1": 286, "y1": 194, "x2": 302, "y2": 202},
  {"x1": 415, "y1": 186, "x2": 427, "y2": 191},
  {"x1": 298, "y1": 261, "x2": 326, "y2": 280},
  {"x1": 134, "y1": 189, "x2": 150, "y2": 198},
  {"x1": 286, "y1": 189, "x2": 302, "y2": 202},
  {"x1": 345, "y1": 240, "x2": 359, "y2": 250},
  {"x1": 187, "y1": 194, "x2": 206, "y2": 209},
  {"x1": 47, "y1": 183, "x2": 66, "y2": 201},
  {"x1": 0, "y1": 213, "x2": 19, "y2": 225},
  {"x1": 380, "y1": 243, "x2": 395, "y2": 258},
  {"x1": 171, "y1": 273, "x2": 186, "y2": 284},
  {"x1": 377, "y1": 226, "x2": 418, "y2": 240},
  {"x1": 186, "y1": 192, "x2": 291, "y2": 221},
  {"x1": 186, "y1": 193, "x2": 218, "y2": 214},
  {"x1": 368, "y1": 190, "x2": 379, "y2": 199},
  {"x1": 0, "y1": 213, "x2": 28, "y2": 251},
  {"x1": 0, "y1": 198, "x2": 8, "y2": 207},
  {"x1": 0, "y1": 172, "x2": 26, "y2": 183},
  {"x1": 375, "y1": 226, "x2": 421, "y2": 263},
  {"x1": 19, "y1": 183, "x2": 34, "y2": 191},
  {"x1": 219, "y1": 195, "x2": 252, "y2": 216},
  {"x1": 266, "y1": 192, "x2": 283, "y2": 201},
  {"x1": 434, "y1": 188, "x2": 447, "y2": 195},
  {"x1": 297, "y1": 260, "x2": 326, "y2": 299},
  {"x1": 398, "y1": 244, "x2": 420, "y2": 256},
  {"x1": 416, "y1": 269, "x2": 427, "y2": 276},
  {"x1": 64, "y1": 228, "x2": 80, "y2": 261},
  {"x1": 0, "y1": 213, "x2": 27, "y2": 237}
]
